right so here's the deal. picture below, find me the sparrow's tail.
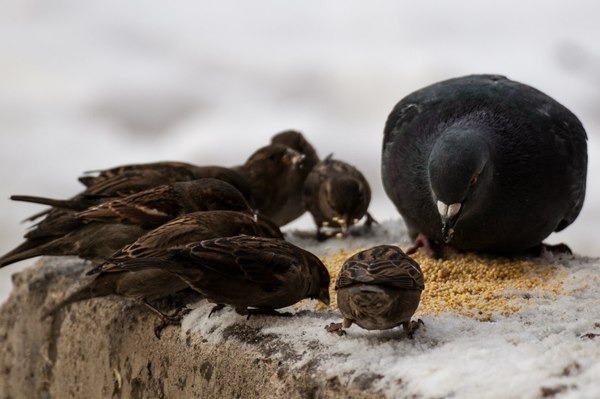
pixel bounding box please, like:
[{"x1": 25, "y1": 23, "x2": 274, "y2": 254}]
[
  {"x1": 41, "y1": 281, "x2": 109, "y2": 319},
  {"x1": 0, "y1": 240, "x2": 48, "y2": 268},
  {"x1": 11, "y1": 195, "x2": 79, "y2": 210}
]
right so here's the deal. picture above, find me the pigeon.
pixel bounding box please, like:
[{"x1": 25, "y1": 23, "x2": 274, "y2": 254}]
[
  {"x1": 0, "y1": 179, "x2": 254, "y2": 267},
  {"x1": 269, "y1": 130, "x2": 320, "y2": 225},
  {"x1": 326, "y1": 245, "x2": 424, "y2": 337},
  {"x1": 235, "y1": 144, "x2": 307, "y2": 226},
  {"x1": 381, "y1": 74, "x2": 588, "y2": 256},
  {"x1": 109, "y1": 235, "x2": 330, "y2": 317},
  {"x1": 15, "y1": 163, "x2": 255, "y2": 221},
  {"x1": 44, "y1": 211, "x2": 284, "y2": 328},
  {"x1": 303, "y1": 154, "x2": 375, "y2": 240}
]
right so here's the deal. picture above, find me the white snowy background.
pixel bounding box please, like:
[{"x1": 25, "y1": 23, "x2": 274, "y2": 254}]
[{"x1": 1, "y1": 1, "x2": 599, "y2": 397}]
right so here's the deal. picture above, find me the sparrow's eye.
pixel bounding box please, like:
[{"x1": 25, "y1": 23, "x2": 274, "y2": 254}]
[{"x1": 470, "y1": 175, "x2": 478, "y2": 186}]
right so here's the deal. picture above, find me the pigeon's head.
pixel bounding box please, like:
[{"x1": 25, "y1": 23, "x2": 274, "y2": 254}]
[{"x1": 428, "y1": 127, "x2": 491, "y2": 243}]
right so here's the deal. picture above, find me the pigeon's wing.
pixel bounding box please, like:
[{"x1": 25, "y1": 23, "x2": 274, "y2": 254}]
[{"x1": 551, "y1": 111, "x2": 588, "y2": 232}]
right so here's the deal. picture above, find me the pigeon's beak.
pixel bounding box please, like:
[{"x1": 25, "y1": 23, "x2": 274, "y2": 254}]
[{"x1": 437, "y1": 201, "x2": 461, "y2": 243}]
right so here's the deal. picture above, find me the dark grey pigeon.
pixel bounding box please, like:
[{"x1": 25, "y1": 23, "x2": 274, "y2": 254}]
[{"x1": 381, "y1": 74, "x2": 587, "y2": 256}]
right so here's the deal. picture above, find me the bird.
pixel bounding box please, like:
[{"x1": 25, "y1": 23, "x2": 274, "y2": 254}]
[
  {"x1": 0, "y1": 222, "x2": 147, "y2": 268},
  {"x1": 76, "y1": 178, "x2": 253, "y2": 227},
  {"x1": 303, "y1": 154, "x2": 375, "y2": 240},
  {"x1": 0, "y1": 179, "x2": 255, "y2": 267},
  {"x1": 381, "y1": 74, "x2": 588, "y2": 256},
  {"x1": 326, "y1": 245, "x2": 424, "y2": 337},
  {"x1": 235, "y1": 143, "x2": 307, "y2": 226},
  {"x1": 43, "y1": 211, "x2": 284, "y2": 334},
  {"x1": 271, "y1": 130, "x2": 320, "y2": 172},
  {"x1": 107, "y1": 234, "x2": 330, "y2": 317},
  {"x1": 269, "y1": 130, "x2": 320, "y2": 225},
  {"x1": 14, "y1": 163, "x2": 255, "y2": 221}
]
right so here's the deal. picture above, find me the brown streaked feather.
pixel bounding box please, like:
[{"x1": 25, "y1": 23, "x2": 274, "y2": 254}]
[
  {"x1": 335, "y1": 245, "x2": 424, "y2": 290},
  {"x1": 170, "y1": 236, "x2": 299, "y2": 291},
  {"x1": 98, "y1": 211, "x2": 283, "y2": 274},
  {"x1": 77, "y1": 185, "x2": 181, "y2": 226}
]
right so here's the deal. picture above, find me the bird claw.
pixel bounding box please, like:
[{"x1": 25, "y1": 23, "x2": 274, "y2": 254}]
[
  {"x1": 540, "y1": 242, "x2": 573, "y2": 256},
  {"x1": 325, "y1": 322, "x2": 346, "y2": 336},
  {"x1": 208, "y1": 304, "x2": 226, "y2": 318},
  {"x1": 406, "y1": 234, "x2": 457, "y2": 259},
  {"x1": 364, "y1": 212, "x2": 378, "y2": 228},
  {"x1": 153, "y1": 309, "x2": 189, "y2": 340}
]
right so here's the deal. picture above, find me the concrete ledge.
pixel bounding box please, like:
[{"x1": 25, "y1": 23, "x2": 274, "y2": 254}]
[
  {"x1": 2, "y1": 225, "x2": 600, "y2": 399},
  {"x1": 0, "y1": 258, "x2": 380, "y2": 399}
]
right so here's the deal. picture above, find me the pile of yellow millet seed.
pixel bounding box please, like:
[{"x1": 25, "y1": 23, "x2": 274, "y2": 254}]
[{"x1": 317, "y1": 249, "x2": 565, "y2": 321}]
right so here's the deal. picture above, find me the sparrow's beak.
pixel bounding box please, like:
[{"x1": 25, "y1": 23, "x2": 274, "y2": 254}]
[
  {"x1": 285, "y1": 148, "x2": 305, "y2": 168},
  {"x1": 437, "y1": 201, "x2": 461, "y2": 243},
  {"x1": 319, "y1": 287, "x2": 331, "y2": 306}
]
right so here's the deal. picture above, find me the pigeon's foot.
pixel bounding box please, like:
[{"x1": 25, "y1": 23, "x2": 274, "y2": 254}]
[
  {"x1": 527, "y1": 242, "x2": 573, "y2": 257},
  {"x1": 325, "y1": 322, "x2": 347, "y2": 336},
  {"x1": 541, "y1": 242, "x2": 573, "y2": 255},
  {"x1": 402, "y1": 318, "x2": 424, "y2": 339},
  {"x1": 406, "y1": 234, "x2": 459, "y2": 259}
]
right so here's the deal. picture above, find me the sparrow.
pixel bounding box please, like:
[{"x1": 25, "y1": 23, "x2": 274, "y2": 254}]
[
  {"x1": 44, "y1": 211, "x2": 284, "y2": 334},
  {"x1": 1, "y1": 179, "x2": 255, "y2": 267},
  {"x1": 235, "y1": 144, "x2": 307, "y2": 226},
  {"x1": 326, "y1": 245, "x2": 424, "y2": 337},
  {"x1": 0, "y1": 222, "x2": 147, "y2": 268},
  {"x1": 15, "y1": 163, "x2": 255, "y2": 221},
  {"x1": 76, "y1": 178, "x2": 253, "y2": 228},
  {"x1": 269, "y1": 130, "x2": 320, "y2": 226},
  {"x1": 303, "y1": 154, "x2": 375, "y2": 240},
  {"x1": 109, "y1": 234, "x2": 330, "y2": 317}
]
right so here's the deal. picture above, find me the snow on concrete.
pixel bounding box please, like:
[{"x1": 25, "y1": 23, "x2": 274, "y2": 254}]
[{"x1": 180, "y1": 220, "x2": 600, "y2": 398}]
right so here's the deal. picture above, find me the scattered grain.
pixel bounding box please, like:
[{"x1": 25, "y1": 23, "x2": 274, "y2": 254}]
[{"x1": 313, "y1": 249, "x2": 563, "y2": 321}]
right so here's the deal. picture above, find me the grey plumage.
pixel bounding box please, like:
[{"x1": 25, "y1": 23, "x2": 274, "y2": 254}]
[{"x1": 382, "y1": 74, "x2": 587, "y2": 255}]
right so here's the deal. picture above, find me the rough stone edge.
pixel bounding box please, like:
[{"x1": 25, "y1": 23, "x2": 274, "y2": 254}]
[{"x1": 0, "y1": 258, "x2": 382, "y2": 399}]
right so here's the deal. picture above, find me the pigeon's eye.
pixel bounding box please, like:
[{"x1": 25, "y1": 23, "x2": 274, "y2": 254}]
[{"x1": 470, "y1": 175, "x2": 478, "y2": 186}]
